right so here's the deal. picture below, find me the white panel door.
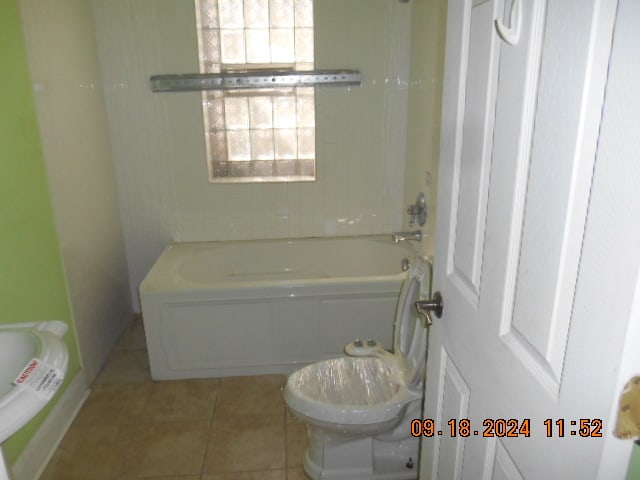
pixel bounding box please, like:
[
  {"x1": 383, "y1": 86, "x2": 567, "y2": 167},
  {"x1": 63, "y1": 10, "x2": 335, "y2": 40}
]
[{"x1": 420, "y1": 0, "x2": 639, "y2": 478}]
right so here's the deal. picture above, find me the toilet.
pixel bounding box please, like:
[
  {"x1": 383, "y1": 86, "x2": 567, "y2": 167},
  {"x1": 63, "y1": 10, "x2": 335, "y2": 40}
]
[{"x1": 284, "y1": 256, "x2": 430, "y2": 480}]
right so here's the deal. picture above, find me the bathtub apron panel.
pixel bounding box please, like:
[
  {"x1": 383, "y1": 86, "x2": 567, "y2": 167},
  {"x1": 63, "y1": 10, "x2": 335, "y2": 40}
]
[{"x1": 140, "y1": 236, "x2": 415, "y2": 379}]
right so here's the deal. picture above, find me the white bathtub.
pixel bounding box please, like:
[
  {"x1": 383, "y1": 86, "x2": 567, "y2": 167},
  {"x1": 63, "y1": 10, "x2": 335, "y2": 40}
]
[{"x1": 139, "y1": 235, "x2": 416, "y2": 380}]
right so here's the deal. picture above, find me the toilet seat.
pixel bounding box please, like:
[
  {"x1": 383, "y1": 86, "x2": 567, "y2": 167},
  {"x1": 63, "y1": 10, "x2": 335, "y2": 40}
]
[
  {"x1": 285, "y1": 356, "x2": 421, "y2": 429},
  {"x1": 392, "y1": 262, "x2": 428, "y2": 386}
]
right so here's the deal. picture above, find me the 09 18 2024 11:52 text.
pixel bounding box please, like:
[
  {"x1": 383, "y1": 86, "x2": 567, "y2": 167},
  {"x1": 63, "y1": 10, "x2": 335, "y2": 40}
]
[{"x1": 410, "y1": 418, "x2": 603, "y2": 438}]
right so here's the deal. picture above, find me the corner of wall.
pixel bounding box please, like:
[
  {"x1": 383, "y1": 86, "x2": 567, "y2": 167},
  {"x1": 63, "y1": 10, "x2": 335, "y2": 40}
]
[
  {"x1": 20, "y1": 0, "x2": 134, "y2": 382},
  {"x1": 403, "y1": 0, "x2": 448, "y2": 258},
  {"x1": 0, "y1": 0, "x2": 83, "y2": 466}
]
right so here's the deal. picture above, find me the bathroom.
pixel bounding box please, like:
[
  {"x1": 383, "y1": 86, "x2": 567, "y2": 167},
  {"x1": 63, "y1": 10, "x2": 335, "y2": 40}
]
[
  {"x1": 2, "y1": 0, "x2": 443, "y2": 477},
  {"x1": 2, "y1": 0, "x2": 640, "y2": 478}
]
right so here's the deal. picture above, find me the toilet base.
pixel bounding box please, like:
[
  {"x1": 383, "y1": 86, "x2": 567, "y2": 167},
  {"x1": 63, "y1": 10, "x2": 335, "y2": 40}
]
[{"x1": 302, "y1": 426, "x2": 419, "y2": 480}]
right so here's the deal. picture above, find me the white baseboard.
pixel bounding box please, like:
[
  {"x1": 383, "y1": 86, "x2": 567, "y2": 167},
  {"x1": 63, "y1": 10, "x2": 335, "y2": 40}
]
[{"x1": 11, "y1": 371, "x2": 90, "y2": 480}]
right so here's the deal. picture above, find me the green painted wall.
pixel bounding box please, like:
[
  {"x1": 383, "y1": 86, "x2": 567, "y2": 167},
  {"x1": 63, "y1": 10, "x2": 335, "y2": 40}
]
[
  {"x1": 0, "y1": 0, "x2": 81, "y2": 465},
  {"x1": 628, "y1": 444, "x2": 640, "y2": 479}
]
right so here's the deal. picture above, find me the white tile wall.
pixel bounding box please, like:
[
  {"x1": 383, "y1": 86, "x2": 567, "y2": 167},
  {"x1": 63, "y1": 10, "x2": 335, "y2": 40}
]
[
  {"x1": 20, "y1": 0, "x2": 133, "y2": 380},
  {"x1": 403, "y1": 0, "x2": 448, "y2": 259},
  {"x1": 91, "y1": 0, "x2": 411, "y2": 310}
]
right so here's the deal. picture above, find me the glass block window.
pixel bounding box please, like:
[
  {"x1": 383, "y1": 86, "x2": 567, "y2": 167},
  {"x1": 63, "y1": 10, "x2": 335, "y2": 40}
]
[{"x1": 195, "y1": 0, "x2": 316, "y2": 183}]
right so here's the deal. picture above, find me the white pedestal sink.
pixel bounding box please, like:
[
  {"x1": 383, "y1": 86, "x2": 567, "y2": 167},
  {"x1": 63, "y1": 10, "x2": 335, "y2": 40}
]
[{"x1": 0, "y1": 321, "x2": 69, "y2": 480}]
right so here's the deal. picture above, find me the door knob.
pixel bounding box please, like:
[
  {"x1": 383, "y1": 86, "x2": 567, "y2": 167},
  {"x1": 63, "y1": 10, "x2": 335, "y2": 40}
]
[{"x1": 415, "y1": 291, "x2": 443, "y2": 326}]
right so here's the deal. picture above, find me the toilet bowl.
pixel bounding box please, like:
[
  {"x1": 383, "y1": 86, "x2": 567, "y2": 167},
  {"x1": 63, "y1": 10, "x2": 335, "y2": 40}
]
[{"x1": 284, "y1": 257, "x2": 430, "y2": 480}]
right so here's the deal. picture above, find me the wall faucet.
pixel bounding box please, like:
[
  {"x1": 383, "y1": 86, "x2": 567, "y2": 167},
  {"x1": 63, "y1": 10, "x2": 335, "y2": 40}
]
[
  {"x1": 391, "y1": 230, "x2": 422, "y2": 243},
  {"x1": 407, "y1": 193, "x2": 427, "y2": 227}
]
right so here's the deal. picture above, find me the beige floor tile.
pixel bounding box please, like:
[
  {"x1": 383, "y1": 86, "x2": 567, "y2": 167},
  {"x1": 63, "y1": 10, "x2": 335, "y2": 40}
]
[
  {"x1": 121, "y1": 421, "x2": 209, "y2": 477},
  {"x1": 95, "y1": 349, "x2": 152, "y2": 383},
  {"x1": 119, "y1": 477, "x2": 200, "y2": 480},
  {"x1": 202, "y1": 470, "x2": 286, "y2": 479},
  {"x1": 40, "y1": 424, "x2": 133, "y2": 480},
  {"x1": 216, "y1": 405, "x2": 285, "y2": 425},
  {"x1": 211, "y1": 412, "x2": 283, "y2": 434},
  {"x1": 45, "y1": 373, "x2": 302, "y2": 480},
  {"x1": 143, "y1": 378, "x2": 220, "y2": 423},
  {"x1": 220, "y1": 374, "x2": 287, "y2": 389},
  {"x1": 286, "y1": 468, "x2": 311, "y2": 480},
  {"x1": 215, "y1": 388, "x2": 285, "y2": 418},
  {"x1": 286, "y1": 424, "x2": 308, "y2": 468},
  {"x1": 73, "y1": 382, "x2": 153, "y2": 427},
  {"x1": 204, "y1": 416, "x2": 286, "y2": 473},
  {"x1": 216, "y1": 375, "x2": 287, "y2": 417},
  {"x1": 285, "y1": 407, "x2": 305, "y2": 425}
]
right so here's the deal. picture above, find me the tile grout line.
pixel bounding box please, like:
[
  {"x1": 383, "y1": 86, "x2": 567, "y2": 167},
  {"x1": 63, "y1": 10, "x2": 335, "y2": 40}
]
[
  {"x1": 283, "y1": 395, "x2": 290, "y2": 480},
  {"x1": 115, "y1": 377, "x2": 155, "y2": 478},
  {"x1": 199, "y1": 378, "x2": 221, "y2": 479}
]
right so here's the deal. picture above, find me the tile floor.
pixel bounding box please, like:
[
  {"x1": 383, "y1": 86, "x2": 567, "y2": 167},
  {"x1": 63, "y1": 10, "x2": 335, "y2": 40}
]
[{"x1": 41, "y1": 317, "x2": 309, "y2": 480}]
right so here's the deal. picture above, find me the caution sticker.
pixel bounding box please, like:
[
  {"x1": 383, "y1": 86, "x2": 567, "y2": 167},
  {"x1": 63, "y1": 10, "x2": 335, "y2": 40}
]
[{"x1": 13, "y1": 357, "x2": 64, "y2": 400}]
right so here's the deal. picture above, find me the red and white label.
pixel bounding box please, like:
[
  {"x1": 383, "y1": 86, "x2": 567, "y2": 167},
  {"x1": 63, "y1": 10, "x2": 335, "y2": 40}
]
[{"x1": 13, "y1": 357, "x2": 64, "y2": 400}]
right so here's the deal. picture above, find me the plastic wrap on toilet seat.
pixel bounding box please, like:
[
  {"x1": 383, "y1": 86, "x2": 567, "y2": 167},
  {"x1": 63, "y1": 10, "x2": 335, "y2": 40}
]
[
  {"x1": 290, "y1": 356, "x2": 402, "y2": 406},
  {"x1": 284, "y1": 256, "x2": 430, "y2": 434}
]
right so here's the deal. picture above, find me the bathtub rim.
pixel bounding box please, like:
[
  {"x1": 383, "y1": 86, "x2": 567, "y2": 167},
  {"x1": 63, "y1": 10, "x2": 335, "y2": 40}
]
[{"x1": 139, "y1": 234, "x2": 416, "y2": 294}]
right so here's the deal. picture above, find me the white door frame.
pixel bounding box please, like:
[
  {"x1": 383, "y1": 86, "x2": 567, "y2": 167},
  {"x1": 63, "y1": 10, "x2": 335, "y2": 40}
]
[{"x1": 580, "y1": 0, "x2": 640, "y2": 475}]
